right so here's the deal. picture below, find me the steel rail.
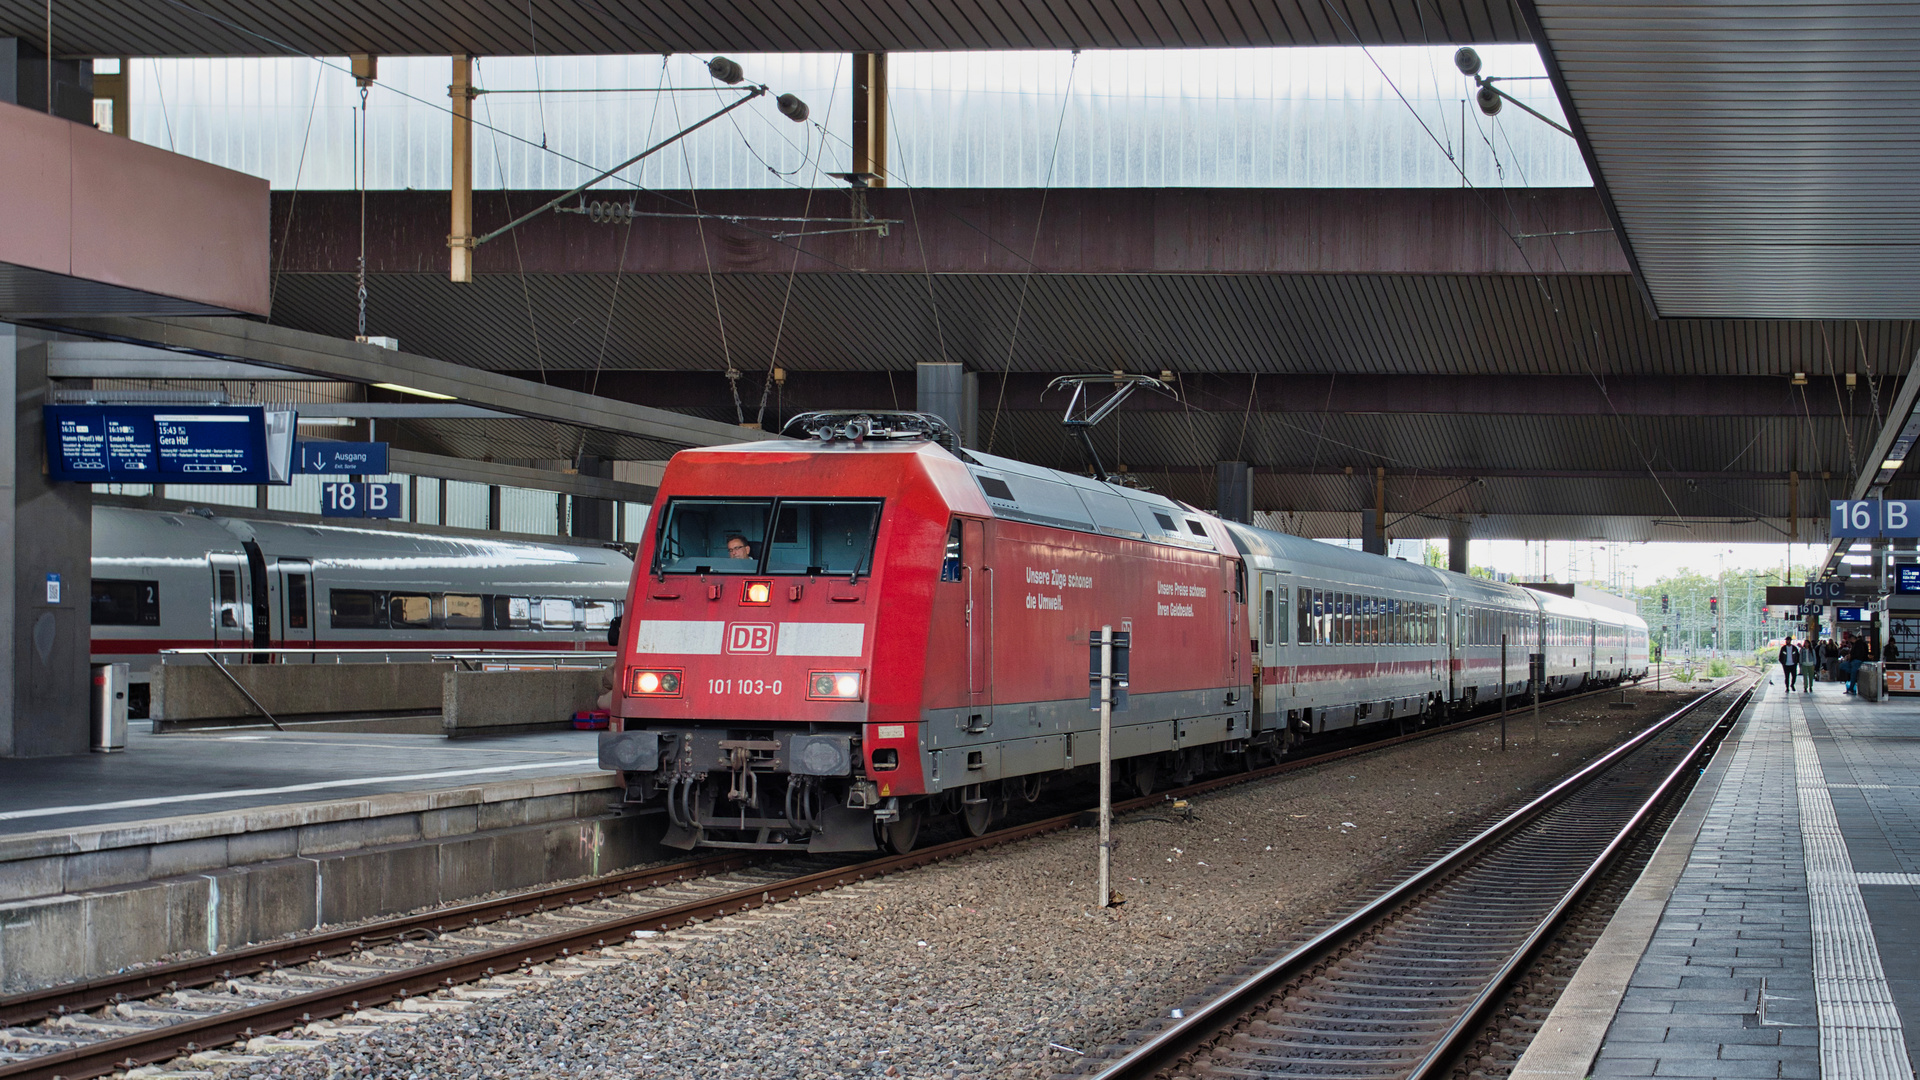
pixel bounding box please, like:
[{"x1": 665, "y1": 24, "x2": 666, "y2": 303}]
[
  {"x1": 0, "y1": 674, "x2": 1667, "y2": 1029},
  {"x1": 1402, "y1": 682, "x2": 1754, "y2": 1080},
  {"x1": 1085, "y1": 679, "x2": 1745, "y2": 1080},
  {"x1": 0, "y1": 676, "x2": 1682, "y2": 1080},
  {"x1": 0, "y1": 851, "x2": 755, "y2": 1028}
]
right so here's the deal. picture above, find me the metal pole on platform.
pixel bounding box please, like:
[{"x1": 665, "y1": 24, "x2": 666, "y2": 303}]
[
  {"x1": 1098, "y1": 624, "x2": 1114, "y2": 908},
  {"x1": 1500, "y1": 633, "x2": 1508, "y2": 752}
]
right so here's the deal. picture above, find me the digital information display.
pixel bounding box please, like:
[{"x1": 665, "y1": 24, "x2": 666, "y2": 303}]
[
  {"x1": 1835, "y1": 607, "x2": 1868, "y2": 623},
  {"x1": 47, "y1": 406, "x2": 295, "y2": 485},
  {"x1": 1900, "y1": 566, "x2": 1920, "y2": 595}
]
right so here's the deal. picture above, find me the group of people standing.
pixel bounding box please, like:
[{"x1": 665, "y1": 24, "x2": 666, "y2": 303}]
[{"x1": 1777, "y1": 632, "x2": 1897, "y2": 694}]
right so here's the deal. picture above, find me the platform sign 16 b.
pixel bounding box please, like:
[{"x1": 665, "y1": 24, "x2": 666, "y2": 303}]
[
  {"x1": 321, "y1": 482, "x2": 402, "y2": 519},
  {"x1": 1831, "y1": 499, "x2": 1920, "y2": 538}
]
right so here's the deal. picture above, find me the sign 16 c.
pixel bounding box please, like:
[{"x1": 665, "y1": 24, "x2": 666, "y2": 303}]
[
  {"x1": 321, "y1": 482, "x2": 402, "y2": 519},
  {"x1": 1831, "y1": 499, "x2": 1920, "y2": 538}
]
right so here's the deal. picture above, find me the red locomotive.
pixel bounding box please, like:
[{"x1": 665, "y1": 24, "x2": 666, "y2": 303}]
[{"x1": 600, "y1": 411, "x2": 1647, "y2": 853}]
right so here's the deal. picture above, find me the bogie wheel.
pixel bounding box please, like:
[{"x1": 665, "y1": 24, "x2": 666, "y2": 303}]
[
  {"x1": 1128, "y1": 756, "x2": 1160, "y2": 797},
  {"x1": 960, "y1": 785, "x2": 993, "y2": 837},
  {"x1": 879, "y1": 800, "x2": 923, "y2": 855}
]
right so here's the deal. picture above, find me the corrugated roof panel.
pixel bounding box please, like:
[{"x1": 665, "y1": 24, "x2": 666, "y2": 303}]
[
  {"x1": 1, "y1": 0, "x2": 1527, "y2": 56},
  {"x1": 1530, "y1": 0, "x2": 1920, "y2": 318},
  {"x1": 266, "y1": 271, "x2": 1920, "y2": 378}
]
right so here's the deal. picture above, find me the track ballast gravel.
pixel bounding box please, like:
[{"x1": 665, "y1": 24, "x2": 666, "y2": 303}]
[{"x1": 126, "y1": 684, "x2": 1706, "y2": 1080}]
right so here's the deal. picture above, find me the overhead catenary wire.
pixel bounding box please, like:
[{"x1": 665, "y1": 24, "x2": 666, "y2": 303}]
[
  {"x1": 754, "y1": 53, "x2": 844, "y2": 431},
  {"x1": 476, "y1": 58, "x2": 549, "y2": 385},
  {"x1": 986, "y1": 51, "x2": 1080, "y2": 455},
  {"x1": 669, "y1": 88, "x2": 742, "y2": 424}
]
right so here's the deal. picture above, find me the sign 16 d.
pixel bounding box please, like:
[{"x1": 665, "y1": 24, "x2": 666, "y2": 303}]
[
  {"x1": 321, "y1": 482, "x2": 402, "y2": 519},
  {"x1": 1831, "y1": 499, "x2": 1920, "y2": 538}
]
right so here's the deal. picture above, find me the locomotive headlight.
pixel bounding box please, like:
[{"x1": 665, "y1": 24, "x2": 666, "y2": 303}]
[
  {"x1": 808, "y1": 670, "x2": 863, "y2": 701},
  {"x1": 744, "y1": 580, "x2": 772, "y2": 605},
  {"x1": 629, "y1": 668, "x2": 683, "y2": 696}
]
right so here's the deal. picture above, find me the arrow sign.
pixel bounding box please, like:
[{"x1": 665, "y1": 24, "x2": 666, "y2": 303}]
[{"x1": 298, "y1": 441, "x2": 388, "y2": 475}]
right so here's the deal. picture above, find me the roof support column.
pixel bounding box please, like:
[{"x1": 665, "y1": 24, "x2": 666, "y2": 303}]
[
  {"x1": 852, "y1": 53, "x2": 887, "y2": 186},
  {"x1": 1215, "y1": 462, "x2": 1252, "y2": 524},
  {"x1": 0, "y1": 324, "x2": 91, "y2": 757},
  {"x1": 449, "y1": 55, "x2": 475, "y2": 283},
  {"x1": 917, "y1": 361, "x2": 976, "y2": 447},
  {"x1": 1448, "y1": 519, "x2": 1470, "y2": 575},
  {"x1": 1361, "y1": 467, "x2": 1387, "y2": 555}
]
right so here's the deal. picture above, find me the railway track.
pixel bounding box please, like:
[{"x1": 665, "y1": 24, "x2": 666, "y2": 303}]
[
  {"x1": 0, "y1": 677, "x2": 1687, "y2": 1080},
  {"x1": 1080, "y1": 677, "x2": 1752, "y2": 1080}
]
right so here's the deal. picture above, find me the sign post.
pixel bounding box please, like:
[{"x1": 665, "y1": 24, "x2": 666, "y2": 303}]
[
  {"x1": 1098, "y1": 625, "x2": 1113, "y2": 909},
  {"x1": 1089, "y1": 627, "x2": 1130, "y2": 910}
]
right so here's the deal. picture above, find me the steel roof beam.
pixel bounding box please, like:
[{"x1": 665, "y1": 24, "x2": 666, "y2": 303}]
[{"x1": 40, "y1": 315, "x2": 763, "y2": 449}]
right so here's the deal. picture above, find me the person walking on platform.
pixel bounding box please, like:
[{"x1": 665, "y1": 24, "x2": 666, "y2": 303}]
[
  {"x1": 1845, "y1": 634, "x2": 1870, "y2": 694},
  {"x1": 1801, "y1": 645, "x2": 1818, "y2": 693},
  {"x1": 1825, "y1": 637, "x2": 1842, "y2": 681},
  {"x1": 1779, "y1": 637, "x2": 1802, "y2": 691}
]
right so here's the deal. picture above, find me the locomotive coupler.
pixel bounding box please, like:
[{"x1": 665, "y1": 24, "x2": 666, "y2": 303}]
[
  {"x1": 717, "y1": 738, "x2": 781, "y2": 804},
  {"x1": 845, "y1": 779, "x2": 882, "y2": 810}
]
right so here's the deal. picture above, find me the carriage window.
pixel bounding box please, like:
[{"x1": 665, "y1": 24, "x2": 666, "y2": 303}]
[
  {"x1": 490, "y1": 596, "x2": 532, "y2": 630},
  {"x1": 1263, "y1": 589, "x2": 1275, "y2": 646},
  {"x1": 92, "y1": 579, "x2": 160, "y2": 626},
  {"x1": 389, "y1": 593, "x2": 433, "y2": 629},
  {"x1": 763, "y1": 499, "x2": 884, "y2": 577},
  {"x1": 330, "y1": 590, "x2": 387, "y2": 629},
  {"x1": 539, "y1": 598, "x2": 579, "y2": 630},
  {"x1": 652, "y1": 498, "x2": 774, "y2": 574},
  {"x1": 286, "y1": 575, "x2": 310, "y2": 630},
  {"x1": 217, "y1": 569, "x2": 240, "y2": 628},
  {"x1": 441, "y1": 594, "x2": 485, "y2": 630},
  {"x1": 583, "y1": 600, "x2": 617, "y2": 630}
]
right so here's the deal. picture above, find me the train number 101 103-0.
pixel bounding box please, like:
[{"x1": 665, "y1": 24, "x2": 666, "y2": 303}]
[{"x1": 709, "y1": 678, "x2": 782, "y2": 696}]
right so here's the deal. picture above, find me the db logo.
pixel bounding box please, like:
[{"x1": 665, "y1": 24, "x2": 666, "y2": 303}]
[{"x1": 726, "y1": 623, "x2": 774, "y2": 654}]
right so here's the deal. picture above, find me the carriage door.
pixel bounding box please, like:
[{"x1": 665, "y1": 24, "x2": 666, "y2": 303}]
[
  {"x1": 964, "y1": 519, "x2": 990, "y2": 703},
  {"x1": 208, "y1": 554, "x2": 248, "y2": 653},
  {"x1": 1258, "y1": 573, "x2": 1291, "y2": 731},
  {"x1": 277, "y1": 560, "x2": 315, "y2": 661}
]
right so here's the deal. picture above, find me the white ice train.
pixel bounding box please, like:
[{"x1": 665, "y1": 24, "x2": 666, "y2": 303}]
[{"x1": 88, "y1": 505, "x2": 634, "y2": 716}]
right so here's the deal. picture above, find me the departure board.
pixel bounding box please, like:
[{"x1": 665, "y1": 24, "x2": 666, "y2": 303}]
[{"x1": 46, "y1": 405, "x2": 296, "y2": 484}]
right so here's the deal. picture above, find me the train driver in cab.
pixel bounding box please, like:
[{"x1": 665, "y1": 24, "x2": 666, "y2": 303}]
[{"x1": 726, "y1": 535, "x2": 753, "y2": 560}]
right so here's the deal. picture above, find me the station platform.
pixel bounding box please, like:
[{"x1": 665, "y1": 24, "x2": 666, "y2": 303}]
[
  {"x1": 0, "y1": 726, "x2": 654, "y2": 993},
  {"x1": 1515, "y1": 672, "x2": 1920, "y2": 1080},
  {"x1": 0, "y1": 724, "x2": 602, "y2": 835}
]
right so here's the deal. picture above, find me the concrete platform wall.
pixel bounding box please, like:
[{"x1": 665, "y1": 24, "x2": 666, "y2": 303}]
[
  {"x1": 442, "y1": 668, "x2": 605, "y2": 736},
  {"x1": 155, "y1": 662, "x2": 453, "y2": 726},
  {"x1": 0, "y1": 773, "x2": 663, "y2": 992}
]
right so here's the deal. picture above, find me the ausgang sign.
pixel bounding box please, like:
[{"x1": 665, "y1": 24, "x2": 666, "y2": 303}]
[{"x1": 1831, "y1": 499, "x2": 1920, "y2": 538}]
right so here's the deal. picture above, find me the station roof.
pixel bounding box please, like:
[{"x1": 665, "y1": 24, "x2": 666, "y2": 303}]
[
  {"x1": 1528, "y1": 0, "x2": 1920, "y2": 320},
  {"x1": 2, "y1": 0, "x2": 1523, "y2": 56}
]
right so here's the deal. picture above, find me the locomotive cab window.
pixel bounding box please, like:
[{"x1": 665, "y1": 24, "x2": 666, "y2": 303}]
[
  {"x1": 92, "y1": 579, "x2": 160, "y2": 626},
  {"x1": 653, "y1": 497, "x2": 882, "y2": 578},
  {"x1": 652, "y1": 498, "x2": 774, "y2": 574},
  {"x1": 763, "y1": 500, "x2": 883, "y2": 577}
]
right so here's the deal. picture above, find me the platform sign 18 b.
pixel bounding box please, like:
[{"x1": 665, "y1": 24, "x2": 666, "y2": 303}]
[
  {"x1": 1830, "y1": 499, "x2": 1920, "y2": 538},
  {"x1": 321, "y1": 482, "x2": 402, "y2": 519}
]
